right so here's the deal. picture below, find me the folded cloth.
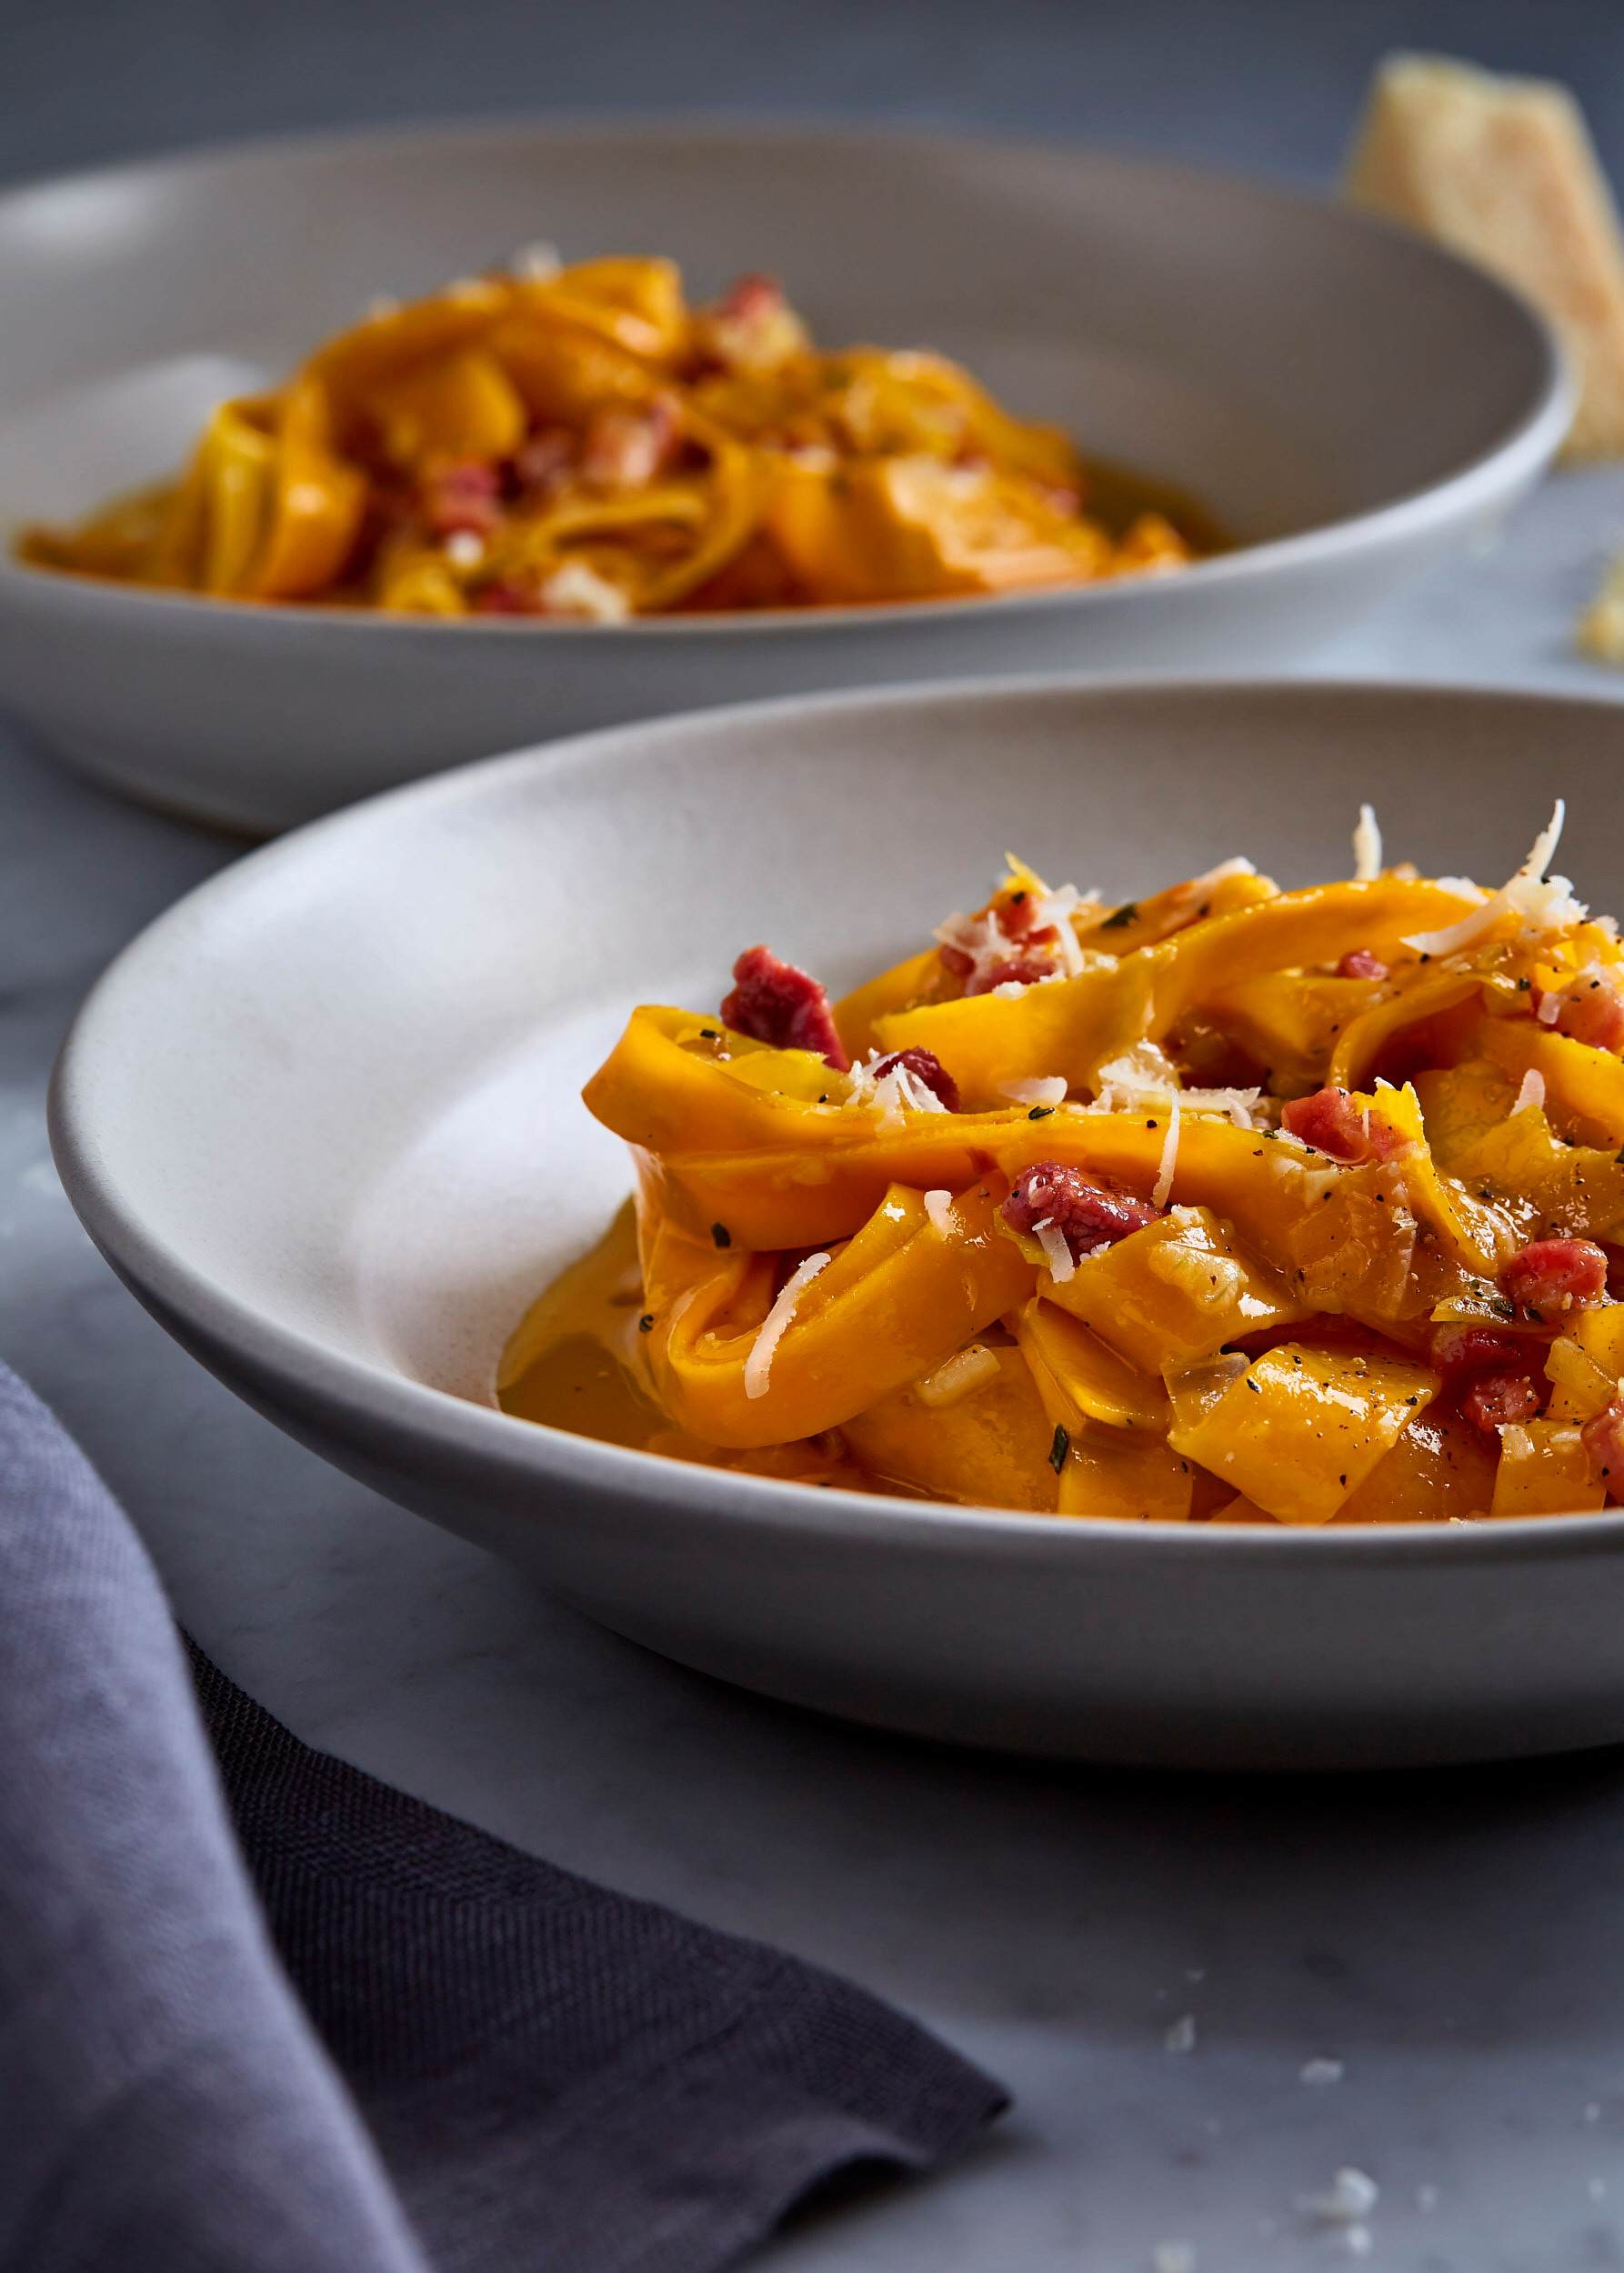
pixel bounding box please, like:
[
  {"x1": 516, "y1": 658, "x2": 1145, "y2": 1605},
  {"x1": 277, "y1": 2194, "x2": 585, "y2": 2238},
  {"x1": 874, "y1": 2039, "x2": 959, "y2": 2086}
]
[{"x1": 0, "y1": 1358, "x2": 1007, "y2": 2273}]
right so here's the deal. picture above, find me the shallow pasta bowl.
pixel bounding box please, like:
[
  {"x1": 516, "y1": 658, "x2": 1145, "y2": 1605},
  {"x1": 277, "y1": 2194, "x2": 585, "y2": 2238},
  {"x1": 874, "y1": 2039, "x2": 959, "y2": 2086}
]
[
  {"x1": 0, "y1": 117, "x2": 1569, "y2": 835},
  {"x1": 48, "y1": 676, "x2": 1624, "y2": 1770}
]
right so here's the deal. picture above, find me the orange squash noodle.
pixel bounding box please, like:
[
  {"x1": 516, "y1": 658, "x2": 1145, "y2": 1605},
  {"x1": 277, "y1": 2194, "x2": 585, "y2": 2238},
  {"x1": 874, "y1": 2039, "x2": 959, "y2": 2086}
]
[
  {"x1": 17, "y1": 258, "x2": 1203, "y2": 616},
  {"x1": 504, "y1": 805, "x2": 1624, "y2": 1524}
]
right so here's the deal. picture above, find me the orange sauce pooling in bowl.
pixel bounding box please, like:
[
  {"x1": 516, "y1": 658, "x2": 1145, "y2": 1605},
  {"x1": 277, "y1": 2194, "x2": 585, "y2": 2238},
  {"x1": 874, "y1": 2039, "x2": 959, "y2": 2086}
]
[{"x1": 497, "y1": 1203, "x2": 909, "y2": 1493}]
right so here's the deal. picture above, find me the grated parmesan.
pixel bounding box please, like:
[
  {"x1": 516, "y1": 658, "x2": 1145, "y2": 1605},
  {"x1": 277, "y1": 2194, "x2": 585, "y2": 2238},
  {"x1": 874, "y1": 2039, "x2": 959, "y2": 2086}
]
[
  {"x1": 933, "y1": 858, "x2": 1100, "y2": 992},
  {"x1": 1174, "y1": 1084, "x2": 1263, "y2": 1129},
  {"x1": 743, "y1": 1252, "x2": 831, "y2": 1399},
  {"x1": 1032, "y1": 1219, "x2": 1076, "y2": 1283},
  {"x1": 1403, "y1": 799, "x2": 1587, "y2": 954},
  {"x1": 1189, "y1": 854, "x2": 1256, "y2": 891},
  {"x1": 540, "y1": 560, "x2": 632, "y2": 621},
  {"x1": 1000, "y1": 1076, "x2": 1068, "y2": 1108},
  {"x1": 1513, "y1": 1067, "x2": 1547, "y2": 1115},
  {"x1": 1352, "y1": 802, "x2": 1383, "y2": 883},
  {"x1": 1152, "y1": 1096, "x2": 1181, "y2": 1210},
  {"x1": 511, "y1": 238, "x2": 564, "y2": 280},
  {"x1": 1538, "y1": 988, "x2": 1563, "y2": 1024},
  {"x1": 1087, "y1": 1042, "x2": 1183, "y2": 1111},
  {"x1": 933, "y1": 906, "x2": 1018, "y2": 991},
  {"x1": 845, "y1": 1050, "x2": 949, "y2": 1126},
  {"x1": 923, "y1": 1188, "x2": 956, "y2": 1235}
]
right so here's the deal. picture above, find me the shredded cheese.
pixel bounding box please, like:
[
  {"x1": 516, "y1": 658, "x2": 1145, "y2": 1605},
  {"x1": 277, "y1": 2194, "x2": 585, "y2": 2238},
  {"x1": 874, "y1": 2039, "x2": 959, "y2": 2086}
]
[
  {"x1": 1538, "y1": 989, "x2": 1562, "y2": 1024},
  {"x1": 933, "y1": 859, "x2": 1098, "y2": 991},
  {"x1": 844, "y1": 1050, "x2": 949, "y2": 1123},
  {"x1": 1403, "y1": 800, "x2": 1585, "y2": 955},
  {"x1": 743, "y1": 1252, "x2": 831, "y2": 1399},
  {"x1": 1172, "y1": 1085, "x2": 1262, "y2": 1129},
  {"x1": 511, "y1": 238, "x2": 563, "y2": 280},
  {"x1": 932, "y1": 905, "x2": 1029, "y2": 990},
  {"x1": 923, "y1": 1188, "x2": 956, "y2": 1235},
  {"x1": 1152, "y1": 1096, "x2": 1182, "y2": 1210},
  {"x1": 540, "y1": 560, "x2": 632, "y2": 621},
  {"x1": 1512, "y1": 1068, "x2": 1547, "y2": 1116},
  {"x1": 1033, "y1": 1219, "x2": 1076, "y2": 1283},
  {"x1": 999, "y1": 1076, "x2": 1068, "y2": 1108},
  {"x1": 1352, "y1": 802, "x2": 1383, "y2": 883},
  {"x1": 1189, "y1": 854, "x2": 1256, "y2": 892},
  {"x1": 1086, "y1": 1042, "x2": 1182, "y2": 1111}
]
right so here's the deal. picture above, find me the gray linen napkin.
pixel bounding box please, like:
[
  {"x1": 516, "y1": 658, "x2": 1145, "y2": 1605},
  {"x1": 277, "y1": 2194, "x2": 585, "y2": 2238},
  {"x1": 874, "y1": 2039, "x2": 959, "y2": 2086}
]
[{"x1": 0, "y1": 1359, "x2": 1006, "y2": 2273}]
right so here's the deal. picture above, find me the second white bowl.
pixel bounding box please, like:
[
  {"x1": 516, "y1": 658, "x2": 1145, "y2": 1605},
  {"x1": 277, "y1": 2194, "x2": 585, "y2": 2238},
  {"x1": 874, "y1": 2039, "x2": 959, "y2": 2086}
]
[{"x1": 0, "y1": 118, "x2": 1567, "y2": 831}]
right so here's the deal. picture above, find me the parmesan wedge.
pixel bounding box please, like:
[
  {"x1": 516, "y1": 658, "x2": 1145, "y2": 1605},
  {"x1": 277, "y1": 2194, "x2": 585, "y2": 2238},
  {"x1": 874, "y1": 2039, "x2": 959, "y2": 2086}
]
[{"x1": 1345, "y1": 53, "x2": 1624, "y2": 459}]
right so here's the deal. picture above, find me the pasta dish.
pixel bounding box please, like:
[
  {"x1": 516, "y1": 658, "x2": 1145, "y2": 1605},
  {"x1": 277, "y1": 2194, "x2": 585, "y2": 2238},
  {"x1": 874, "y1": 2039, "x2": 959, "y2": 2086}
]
[
  {"x1": 502, "y1": 802, "x2": 1624, "y2": 1525},
  {"x1": 18, "y1": 255, "x2": 1204, "y2": 617}
]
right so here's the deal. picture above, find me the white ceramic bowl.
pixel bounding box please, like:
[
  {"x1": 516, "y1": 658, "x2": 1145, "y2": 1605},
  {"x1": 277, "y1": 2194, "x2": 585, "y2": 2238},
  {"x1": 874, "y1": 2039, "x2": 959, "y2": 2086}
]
[
  {"x1": 0, "y1": 119, "x2": 1567, "y2": 835},
  {"x1": 47, "y1": 676, "x2": 1624, "y2": 1771}
]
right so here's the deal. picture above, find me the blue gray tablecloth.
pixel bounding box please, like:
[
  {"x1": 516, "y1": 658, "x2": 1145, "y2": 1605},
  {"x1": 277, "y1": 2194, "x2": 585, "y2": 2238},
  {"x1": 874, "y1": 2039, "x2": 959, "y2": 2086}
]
[{"x1": 0, "y1": 1359, "x2": 1004, "y2": 2273}]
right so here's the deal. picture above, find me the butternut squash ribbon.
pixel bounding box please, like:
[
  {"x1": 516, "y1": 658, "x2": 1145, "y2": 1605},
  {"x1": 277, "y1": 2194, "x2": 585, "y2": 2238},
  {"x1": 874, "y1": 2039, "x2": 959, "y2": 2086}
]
[
  {"x1": 18, "y1": 259, "x2": 1208, "y2": 616},
  {"x1": 506, "y1": 825, "x2": 1624, "y2": 1525}
]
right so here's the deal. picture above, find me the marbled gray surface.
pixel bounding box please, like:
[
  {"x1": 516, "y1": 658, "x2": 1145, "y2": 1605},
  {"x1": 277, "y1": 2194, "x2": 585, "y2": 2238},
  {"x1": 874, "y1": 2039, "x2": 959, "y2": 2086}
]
[
  {"x1": 12, "y1": 2, "x2": 1624, "y2": 2263},
  {"x1": 5, "y1": 469, "x2": 1624, "y2": 2273}
]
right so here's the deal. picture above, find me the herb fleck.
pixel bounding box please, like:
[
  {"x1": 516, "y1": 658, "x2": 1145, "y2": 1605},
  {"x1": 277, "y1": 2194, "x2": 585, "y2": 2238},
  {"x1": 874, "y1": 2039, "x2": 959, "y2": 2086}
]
[
  {"x1": 1028, "y1": 1105, "x2": 1056, "y2": 1121},
  {"x1": 1101, "y1": 901, "x2": 1138, "y2": 930},
  {"x1": 637, "y1": 1314, "x2": 654, "y2": 1333},
  {"x1": 1245, "y1": 1376, "x2": 1262, "y2": 1394},
  {"x1": 710, "y1": 1222, "x2": 731, "y2": 1248},
  {"x1": 1048, "y1": 1424, "x2": 1070, "y2": 1474},
  {"x1": 699, "y1": 1027, "x2": 720, "y2": 1038}
]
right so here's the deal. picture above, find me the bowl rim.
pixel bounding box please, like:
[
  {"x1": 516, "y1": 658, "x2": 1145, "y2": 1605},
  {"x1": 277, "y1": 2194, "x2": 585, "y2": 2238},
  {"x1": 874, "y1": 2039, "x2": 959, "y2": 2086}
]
[
  {"x1": 0, "y1": 110, "x2": 1572, "y2": 643},
  {"x1": 45, "y1": 666, "x2": 1624, "y2": 1567}
]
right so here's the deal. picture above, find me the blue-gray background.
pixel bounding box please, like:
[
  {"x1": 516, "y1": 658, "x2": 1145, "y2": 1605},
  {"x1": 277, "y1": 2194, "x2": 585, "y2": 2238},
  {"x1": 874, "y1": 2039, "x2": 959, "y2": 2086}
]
[{"x1": 5, "y1": 0, "x2": 1623, "y2": 194}]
